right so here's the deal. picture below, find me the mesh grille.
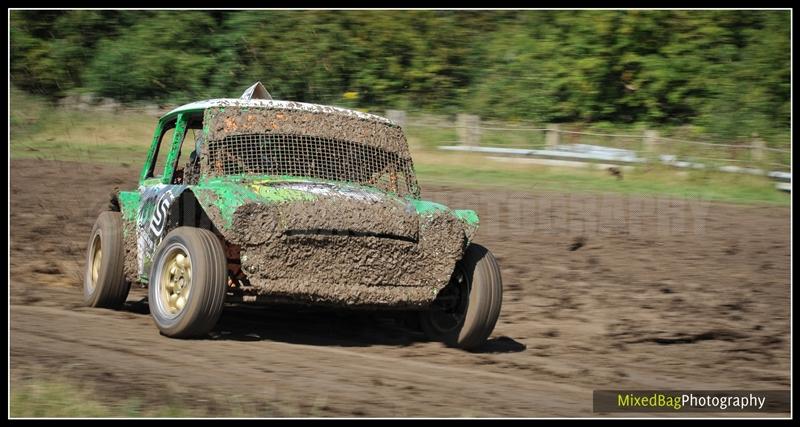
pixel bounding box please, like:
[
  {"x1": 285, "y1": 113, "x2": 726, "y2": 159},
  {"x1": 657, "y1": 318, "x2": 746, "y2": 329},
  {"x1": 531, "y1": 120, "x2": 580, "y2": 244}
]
[{"x1": 203, "y1": 133, "x2": 419, "y2": 196}]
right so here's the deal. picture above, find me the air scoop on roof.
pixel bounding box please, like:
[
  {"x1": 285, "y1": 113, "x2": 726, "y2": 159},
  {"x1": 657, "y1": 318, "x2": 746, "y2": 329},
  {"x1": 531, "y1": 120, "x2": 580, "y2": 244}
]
[{"x1": 240, "y1": 81, "x2": 272, "y2": 101}]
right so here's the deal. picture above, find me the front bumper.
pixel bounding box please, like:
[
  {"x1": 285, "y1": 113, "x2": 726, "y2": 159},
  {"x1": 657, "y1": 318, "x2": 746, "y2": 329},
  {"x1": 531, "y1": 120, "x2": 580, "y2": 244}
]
[{"x1": 228, "y1": 201, "x2": 468, "y2": 307}]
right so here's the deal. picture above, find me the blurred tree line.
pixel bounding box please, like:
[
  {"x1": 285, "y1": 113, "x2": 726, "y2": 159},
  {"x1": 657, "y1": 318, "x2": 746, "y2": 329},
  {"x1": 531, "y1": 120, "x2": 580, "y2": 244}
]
[{"x1": 10, "y1": 10, "x2": 790, "y2": 143}]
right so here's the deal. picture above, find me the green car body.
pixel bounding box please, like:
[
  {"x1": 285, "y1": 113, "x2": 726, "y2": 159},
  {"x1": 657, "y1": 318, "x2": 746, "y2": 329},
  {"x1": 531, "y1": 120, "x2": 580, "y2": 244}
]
[{"x1": 116, "y1": 98, "x2": 480, "y2": 308}]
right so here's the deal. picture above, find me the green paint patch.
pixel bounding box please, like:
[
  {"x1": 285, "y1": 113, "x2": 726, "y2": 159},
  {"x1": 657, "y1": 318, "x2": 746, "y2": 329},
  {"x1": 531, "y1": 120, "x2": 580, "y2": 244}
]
[
  {"x1": 407, "y1": 198, "x2": 450, "y2": 215},
  {"x1": 452, "y1": 209, "x2": 479, "y2": 226},
  {"x1": 193, "y1": 177, "x2": 317, "y2": 227},
  {"x1": 247, "y1": 183, "x2": 317, "y2": 202},
  {"x1": 118, "y1": 191, "x2": 140, "y2": 222}
]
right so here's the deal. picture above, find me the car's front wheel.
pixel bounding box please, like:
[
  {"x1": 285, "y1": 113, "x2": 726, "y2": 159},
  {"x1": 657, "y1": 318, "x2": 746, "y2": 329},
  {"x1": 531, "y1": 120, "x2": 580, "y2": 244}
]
[
  {"x1": 419, "y1": 243, "x2": 503, "y2": 350},
  {"x1": 84, "y1": 211, "x2": 130, "y2": 308},
  {"x1": 148, "y1": 227, "x2": 227, "y2": 338}
]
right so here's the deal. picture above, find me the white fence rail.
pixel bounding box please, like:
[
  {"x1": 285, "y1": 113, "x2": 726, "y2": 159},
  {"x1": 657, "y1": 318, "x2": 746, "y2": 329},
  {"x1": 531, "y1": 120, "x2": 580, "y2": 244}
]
[
  {"x1": 396, "y1": 111, "x2": 791, "y2": 189},
  {"x1": 394, "y1": 111, "x2": 791, "y2": 189}
]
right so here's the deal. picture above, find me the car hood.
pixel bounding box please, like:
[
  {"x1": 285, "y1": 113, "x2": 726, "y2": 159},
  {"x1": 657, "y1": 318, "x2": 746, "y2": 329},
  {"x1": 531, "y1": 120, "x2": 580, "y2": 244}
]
[{"x1": 190, "y1": 176, "x2": 479, "y2": 241}]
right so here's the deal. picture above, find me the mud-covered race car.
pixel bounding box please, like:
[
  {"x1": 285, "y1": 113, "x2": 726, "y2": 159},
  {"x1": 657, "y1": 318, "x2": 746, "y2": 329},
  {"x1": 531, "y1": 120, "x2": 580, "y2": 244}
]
[{"x1": 84, "y1": 82, "x2": 502, "y2": 349}]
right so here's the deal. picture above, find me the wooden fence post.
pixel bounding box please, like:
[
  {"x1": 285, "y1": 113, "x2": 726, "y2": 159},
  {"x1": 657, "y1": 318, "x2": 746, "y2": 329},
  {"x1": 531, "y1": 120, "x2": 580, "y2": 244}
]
[
  {"x1": 643, "y1": 130, "x2": 659, "y2": 153},
  {"x1": 545, "y1": 124, "x2": 560, "y2": 148},
  {"x1": 457, "y1": 114, "x2": 481, "y2": 146},
  {"x1": 386, "y1": 110, "x2": 407, "y2": 128},
  {"x1": 751, "y1": 133, "x2": 766, "y2": 161}
]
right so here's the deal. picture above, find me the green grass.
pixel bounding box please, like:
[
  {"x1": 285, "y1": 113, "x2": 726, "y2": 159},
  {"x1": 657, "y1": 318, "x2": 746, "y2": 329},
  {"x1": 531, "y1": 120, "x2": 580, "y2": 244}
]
[
  {"x1": 414, "y1": 160, "x2": 789, "y2": 205},
  {"x1": 11, "y1": 87, "x2": 154, "y2": 164},
  {"x1": 10, "y1": 88, "x2": 789, "y2": 206},
  {"x1": 10, "y1": 374, "x2": 339, "y2": 418},
  {"x1": 10, "y1": 379, "x2": 199, "y2": 417}
]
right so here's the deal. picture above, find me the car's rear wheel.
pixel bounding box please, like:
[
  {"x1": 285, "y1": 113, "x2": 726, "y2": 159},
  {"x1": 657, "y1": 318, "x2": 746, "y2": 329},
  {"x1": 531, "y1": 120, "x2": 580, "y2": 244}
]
[
  {"x1": 84, "y1": 212, "x2": 130, "y2": 308},
  {"x1": 148, "y1": 227, "x2": 227, "y2": 338},
  {"x1": 420, "y1": 243, "x2": 503, "y2": 350}
]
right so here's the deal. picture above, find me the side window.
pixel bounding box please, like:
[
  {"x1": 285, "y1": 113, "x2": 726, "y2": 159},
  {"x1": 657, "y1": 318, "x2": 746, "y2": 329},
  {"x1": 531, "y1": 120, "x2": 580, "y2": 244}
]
[
  {"x1": 177, "y1": 127, "x2": 198, "y2": 168},
  {"x1": 174, "y1": 115, "x2": 204, "y2": 185},
  {"x1": 184, "y1": 127, "x2": 198, "y2": 153},
  {"x1": 144, "y1": 114, "x2": 203, "y2": 183},
  {"x1": 151, "y1": 125, "x2": 176, "y2": 179}
]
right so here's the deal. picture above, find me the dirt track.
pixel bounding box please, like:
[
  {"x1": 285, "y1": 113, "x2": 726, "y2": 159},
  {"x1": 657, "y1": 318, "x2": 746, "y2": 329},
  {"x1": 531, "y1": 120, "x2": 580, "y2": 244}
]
[{"x1": 10, "y1": 159, "x2": 791, "y2": 417}]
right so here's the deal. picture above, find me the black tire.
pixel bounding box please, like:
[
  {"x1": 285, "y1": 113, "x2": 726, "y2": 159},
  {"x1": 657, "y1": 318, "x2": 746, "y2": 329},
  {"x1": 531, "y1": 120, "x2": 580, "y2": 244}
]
[
  {"x1": 148, "y1": 227, "x2": 226, "y2": 338},
  {"x1": 420, "y1": 243, "x2": 503, "y2": 350},
  {"x1": 84, "y1": 211, "x2": 130, "y2": 308}
]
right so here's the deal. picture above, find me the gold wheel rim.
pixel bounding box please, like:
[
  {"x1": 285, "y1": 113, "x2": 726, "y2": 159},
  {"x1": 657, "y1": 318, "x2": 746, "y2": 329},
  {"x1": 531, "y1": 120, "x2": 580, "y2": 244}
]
[
  {"x1": 89, "y1": 235, "x2": 102, "y2": 292},
  {"x1": 158, "y1": 246, "x2": 192, "y2": 317}
]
